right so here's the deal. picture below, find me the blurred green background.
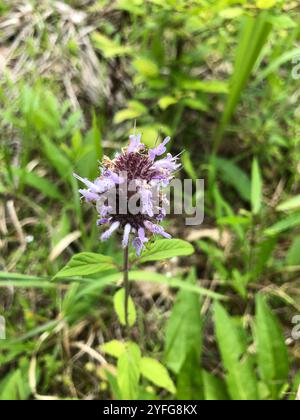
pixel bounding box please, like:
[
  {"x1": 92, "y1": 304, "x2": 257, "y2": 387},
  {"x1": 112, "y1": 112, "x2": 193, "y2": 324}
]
[{"x1": 0, "y1": 0, "x2": 300, "y2": 400}]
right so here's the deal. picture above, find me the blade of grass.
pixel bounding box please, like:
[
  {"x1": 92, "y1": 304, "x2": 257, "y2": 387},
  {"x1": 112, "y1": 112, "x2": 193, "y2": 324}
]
[
  {"x1": 255, "y1": 47, "x2": 300, "y2": 85},
  {"x1": 75, "y1": 271, "x2": 225, "y2": 300},
  {"x1": 251, "y1": 158, "x2": 263, "y2": 215},
  {"x1": 213, "y1": 14, "x2": 273, "y2": 152}
]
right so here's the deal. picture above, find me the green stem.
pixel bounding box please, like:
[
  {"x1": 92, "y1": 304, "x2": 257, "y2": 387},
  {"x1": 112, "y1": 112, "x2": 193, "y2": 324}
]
[{"x1": 123, "y1": 246, "x2": 130, "y2": 330}]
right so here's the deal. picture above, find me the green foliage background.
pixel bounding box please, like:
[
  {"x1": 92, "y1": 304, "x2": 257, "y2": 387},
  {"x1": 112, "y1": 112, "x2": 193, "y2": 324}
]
[{"x1": 0, "y1": 0, "x2": 299, "y2": 400}]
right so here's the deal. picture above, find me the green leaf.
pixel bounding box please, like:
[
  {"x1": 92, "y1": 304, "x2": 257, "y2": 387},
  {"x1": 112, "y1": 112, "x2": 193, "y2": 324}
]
[
  {"x1": 113, "y1": 288, "x2": 137, "y2": 327},
  {"x1": 181, "y1": 79, "x2": 228, "y2": 94},
  {"x1": 0, "y1": 280, "x2": 54, "y2": 289},
  {"x1": 215, "y1": 157, "x2": 251, "y2": 202},
  {"x1": 139, "y1": 239, "x2": 194, "y2": 263},
  {"x1": 0, "y1": 271, "x2": 56, "y2": 289},
  {"x1": 91, "y1": 110, "x2": 103, "y2": 161},
  {"x1": 75, "y1": 120, "x2": 101, "y2": 180},
  {"x1": 203, "y1": 370, "x2": 229, "y2": 401},
  {"x1": 116, "y1": 0, "x2": 145, "y2": 15},
  {"x1": 194, "y1": 80, "x2": 229, "y2": 94},
  {"x1": 251, "y1": 159, "x2": 262, "y2": 215},
  {"x1": 140, "y1": 357, "x2": 176, "y2": 394},
  {"x1": 182, "y1": 151, "x2": 198, "y2": 182},
  {"x1": 266, "y1": 15, "x2": 296, "y2": 29},
  {"x1": 290, "y1": 371, "x2": 300, "y2": 401},
  {"x1": 252, "y1": 237, "x2": 277, "y2": 278},
  {"x1": 219, "y1": 7, "x2": 244, "y2": 19},
  {"x1": 0, "y1": 180, "x2": 6, "y2": 193},
  {"x1": 217, "y1": 216, "x2": 251, "y2": 226},
  {"x1": 265, "y1": 213, "x2": 300, "y2": 236},
  {"x1": 286, "y1": 236, "x2": 300, "y2": 266},
  {"x1": 114, "y1": 101, "x2": 147, "y2": 124},
  {"x1": 277, "y1": 195, "x2": 300, "y2": 212},
  {"x1": 256, "y1": 0, "x2": 277, "y2": 9},
  {"x1": 255, "y1": 295, "x2": 289, "y2": 399},
  {"x1": 164, "y1": 269, "x2": 202, "y2": 373},
  {"x1": 69, "y1": 270, "x2": 224, "y2": 301},
  {"x1": 231, "y1": 269, "x2": 248, "y2": 299},
  {"x1": 1, "y1": 320, "x2": 60, "y2": 345},
  {"x1": 182, "y1": 97, "x2": 209, "y2": 112},
  {"x1": 100, "y1": 340, "x2": 126, "y2": 358},
  {"x1": 114, "y1": 109, "x2": 143, "y2": 124},
  {"x1": 136, "y1": 126, "x2": 162, "y2": 148},
  {"x1": 214, "y1": 303, "x2": 258, "y2": 400},
  {"x1": 0, "y1": 369, "x2": 30, "y2": 400},
  {"x1": 214, "y1": 14, "x2": 272, "y2": 149},
  {"x1": 158, "y1": 96, "x2": 177, "y2": 110},
  {"x1": 92, "y1": 32, "x2": 132, "y2": 58},
  {"x1": 104, "y1": 368, "x2": 122, "y2": 400},
  {"x1": 117, "y1": 342, "x2": 141, "y2": 400},
  {"x1": 12, "y1": 167, "x2": 63, "y2": 200},
  {"x1": 128, "y1": 271, "x2": 224, "y2": 300},
  {"x1": 176, "y1": 350, "x2": 204, "y2": 400},
  {"x1": 256, "y1": 47, "x2": 300, "y2": 84},
  {"x1": 41, "y1": 136, "x2": 72, "y2": 180},
  {"x1": 133, "y1": 57, "x2": 159, "y2": 78},
  {"x1": 214, "y1": 302, "x2": 245, "y2": 368},
  {"x1": 0, "y1": 272, "x2": 47, "y2": 281},
  {"x1": 54, "y1": 252, "x2": 116, "y2": 279}
]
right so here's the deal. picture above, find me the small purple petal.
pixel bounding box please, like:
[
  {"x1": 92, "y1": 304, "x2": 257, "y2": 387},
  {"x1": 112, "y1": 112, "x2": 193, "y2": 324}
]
[
  {"x1": 149, "y1": 136, "x2": 171, "y2": 160},
  {"x1": 132, "y1": 228, "x2": 148, "y2": 256},
  {"x1": 122, "y1": 224, "x2": 132, "y2": 248},
  {"x1": 127, "y1": 133, "x2": 144, "y2": 154},
  {"x1": 151, "y1": 174, "x2": 171, "y2": 187},
  {"x1": 156, "y1": 207, "x2": 167, "y2": 222},
  {"x1": 138, "y1": 227, "x2": 147, "y2": 242},
  {"x1": 79, "y1": 189, "x2": 99, "y2": 202},
  {"x1": 75, "y1": 172, "x2": 116, "y2": 195},
  {"x1": 73, "y1": 173, "x2": 100, "y2": 193},
  {"x1": 144, "y1": 221, "x2": 172, "y2": 239},
  {"x1": 94, "y1": 177, "x2": 116, "y2": 193},
  {"x1": 106, "y1": 170, "x2": 124, "y2": 185},
  {"x1": 97, "y1": 218, "x2": 111, "y2": 225},
  {"x1": 140, "y1": 187, "x2": 154, "y2": 217},
  {"x1": 101, "y1": 221, "x2": 120, "y2": 241},
  {"x1": 132, "y1": 239, "x2": 142, "y2": 256},
  {"x1": 152, "y1": 153, "x2": 181, "y2": 172},
  {"x1": 97, "y1": 204, "x2": 113, "y2": 217}
]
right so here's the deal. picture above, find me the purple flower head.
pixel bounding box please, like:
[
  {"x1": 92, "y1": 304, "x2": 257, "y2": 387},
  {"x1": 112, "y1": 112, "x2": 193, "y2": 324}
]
[{"x1": 74, "y1": 132, "x2": 180, "y2": 256}]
